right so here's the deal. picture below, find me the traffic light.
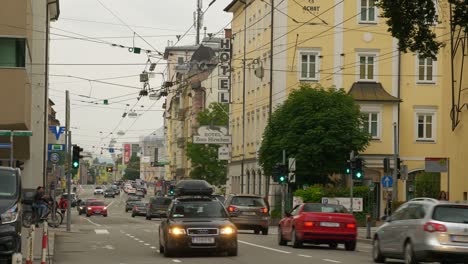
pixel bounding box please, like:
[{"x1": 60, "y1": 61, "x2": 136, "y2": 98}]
[
  {"x1": 72, "y1": 145, "x2": 83, "y2": 169},
  {"x1": 168, "y1": 185, "x2": 175, "y2": 195},
  {"x1": 272, "y1": 163, "x2": 287, "y2": 183},
  {"x1": 345, "y1": 161, "x2": 351, "y2": 174},
  {"x1": 353, "y1": 158, "x2": 363, "y2": 180},
  {"x1": 278, "y1": 174, "x2": 288, "y2": 184},
  {"x1": 396, "y1": 158, "x2": 401, "y2": 179},
  {"x1": 106, "y1": 166, "x2": 113, "y2": 173},
  {"x1": 383, "y1": 158, "x2": 390, "y2": 173}
]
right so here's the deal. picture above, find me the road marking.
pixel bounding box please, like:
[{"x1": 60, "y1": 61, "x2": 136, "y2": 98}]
[
  {"x1": 150, "y1": 246, "x2": 156, "y2": 249},
  {"x1": 106, "y1": 201, "x2": 114, "y2": 208},
  {"x1": 94, "y1": 229, "x2": 109, "y2": 234},
  {"x1": 172, "y1": 260, "x2": 181, "y2": 263},
  {"x1": 139, "y1": 240, "x2": 144, "y2": 243},
  {"x1": 103, "y1": 245, "x2": 115, "y2": 250},
  {"x1": 238, "y1": 240, "x2": 291, "y2": 254},
  {"x1": 83, "y1": 217, "x2": 102, "y2": 227},
  {"x1": 358, "y1": 250, "x2": 370, "y2": 253},
  {"x1": 298, "y1": 254, "x2": 312, "y2": 258},
  {"x1": 144, "y1": 243, "x2": 150, "y2": 246},
  {"x1": 322, "y1": 259, "x2": 341, "y2": 263}
]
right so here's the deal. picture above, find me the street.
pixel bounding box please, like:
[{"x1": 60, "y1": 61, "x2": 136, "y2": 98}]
[{"x1": 52, "y1": 186, "x2": 394, "y2": 264}]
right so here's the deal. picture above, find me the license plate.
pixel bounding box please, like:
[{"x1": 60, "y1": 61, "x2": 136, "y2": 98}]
[
  {"x1": 320, "y1": 222, "x2": 339, "y2": 227},
  {"x1": 452, "y1": 235, "x2": 468, "y2": 243},
  {"x1": 242, "y1": 212, "x2": 256, "y2": 216},
  {"x1": 95, "y1": 211, "x2": 101, "y2": 214},
  {"x1": 192, "y1": 237, "x2": 215, "y2": 244}
]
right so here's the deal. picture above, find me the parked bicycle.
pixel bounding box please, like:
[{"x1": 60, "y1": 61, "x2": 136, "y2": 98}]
[{"x1": 22, "y1": 198, "x2": 63, "y2": 228}]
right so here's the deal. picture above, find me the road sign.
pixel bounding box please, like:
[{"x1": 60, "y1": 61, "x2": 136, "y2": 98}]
[
  {"x1": 48, "y1": 144, "x2": 65, "y2": 151},
  {"x1": 0, "y1": 130, "x2": 33, "y2": 137},
  {"x1": 218, "y1": 146, "x2": 230, "y2": 160},
  {"x1": 288, "y1": 158, "x2": 296, "y2": 172},
  {"x1": 382, "y1": 175, "x2": 393, "y2": 188},
  {"x1": 50, "y1": 152, "x2": 60, "y2": 164}
]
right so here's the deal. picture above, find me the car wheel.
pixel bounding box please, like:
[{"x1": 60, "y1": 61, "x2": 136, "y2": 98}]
[
  {"x1": 146, "y1": 216, "x2": 151, "y2": 220},
  {"x1": 345, "y1": 241, "x2": 356, "y2": 251},
  {"x1": 125, "y1": 209, "x2": 128, "y2": 212},
  {"x1": 278, "y1": 226, "x2": 287, "y2": 246},
  {"x1": 329, "y1": 242, "x2": 338, "y2": 249},
  {"x1": 291, "y1": 228, "x2": 302, "y2": 248},
  {"x1": 372, "y1": 238, "x2": 386, "y2": 263},
  {"x1": 404, "y1": 241, "x2": 418, "y2": 264},
  {"x1": 163, "y1": 243, "x2": 174, "y2": 258},
  {"x1": 86, "y1": 214, "x2": 90, "y2": 217},
  {"x1": 254, "y1": 229, "x2": 260, "y2": 234},
  {"x1": 227, "y1": 246, "x2": 238, "y2": 256},
  {"x1": 159, "y1": 244, "x2": 164, "y2": 254},
  {"x1": 131, "y1": 214, "x2": 135, "y2": 218},
  {"x1": 103, "y1": 215, "x2": 108, "y2": 217},
  {"x1": 261, "y1": 227, "x2": 269, "y2": 235}
]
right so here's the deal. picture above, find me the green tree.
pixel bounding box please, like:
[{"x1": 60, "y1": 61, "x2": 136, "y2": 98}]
[
  {"x1": 186, "y1": 103, "x2": 228, "y2": 186},
  {"x1": 414, "y1": 171, "x2": 441, "y2": 198},
  {"x1": 259, "y1": 84, "x2": 371, "y2": 185},
  {"x1": 123, "y1": 155, "x2": 140, "y2": 181},
  {"x1": 377, "y1": 0, "x2": 467, "y2": 59}
]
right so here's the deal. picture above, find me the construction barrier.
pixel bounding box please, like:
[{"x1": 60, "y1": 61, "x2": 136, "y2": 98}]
[
  {"x1": 40, "y1": 222, "x2": 48, "y2": 264},
  {"x1": 25, "y1": 225, "x2": 35, "y2": 264}
]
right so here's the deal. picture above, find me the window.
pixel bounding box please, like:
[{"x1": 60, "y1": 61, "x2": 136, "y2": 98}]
[
  {"x1": 358, "y1": 54, "x2": 376, "y2": 81},
  {"x1": 417, "y1": 55, "x2": 435, "y2": 83},
  {"x1": 416, "y1": 113, "x2": 435, "y2": 141},
  {"x1": 0, "y1": 38, "x2": 26, "y2": 67},
  {"x1": 299, "y1": 51, "x2": 320, "y2": 80},
  {"x1": 359, "y1": 0, "x2": 376, "y2": 23},
  {"x1": 362, "y1": 112, "x2": 380, "y2": 138}
]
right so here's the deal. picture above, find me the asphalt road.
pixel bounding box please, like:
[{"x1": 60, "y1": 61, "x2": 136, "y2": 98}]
[{"x1": 53, "y1": 185, "x2": 398, "y2": 264}]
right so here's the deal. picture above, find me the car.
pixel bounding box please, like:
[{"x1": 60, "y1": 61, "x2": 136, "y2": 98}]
[
  {"x1": 213, "y1": 194, "x2": 225, "y2": 204},
  {"x1": 372, "y1": 198, "x2": 468, "y2": 264},
  {"x1": 61, "y1": 193, "x2": 78, "y2": 207},
  {"x1": 86, "y1": 200, "x2": 108, "y2": 217},
  {"x1": 224, "y1": 194, "x2": 270, "y2": 235},
  {"x1": 159, "y1": 180, "x2": 238, "y2": 257},
  {"x1": 104, "y1": 189, "x2": 115, "y2": 198},
  {"x1": 94, "y1": 186, "x2": 104, "y2": 195},
  {"x1": 77, "y1": 198, "x2": 98, "y2": 215},
  {"x1": 131, "y1": 202, "x2": 148, "y2": 217},
  {"x1": 127, "y1": 188, "x2": 137, "y2": 195},
  {"x1": 278, "y1": 203, "x2": 357, "y2": 250},
  {"x1": 136, "y1": 190, "x2": 145, "y2": 198},
  {"x1": 125, "y1": 196, "x2": 142, "y2": 212},
  {"x1": 146, "y1": 196, "x2": 172, "y2": 220},
  {"x1": 111, "y1": 185, "x2": 120, "y2": 195}
]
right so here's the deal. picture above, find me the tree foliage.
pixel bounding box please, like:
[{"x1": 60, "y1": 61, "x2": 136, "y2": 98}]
[
  {"x1": 186, "y1": 103, "x2": 229, "y2": 186},
  {"x1": 259, "y1": 84, "x2": 371, "y2": 185},
  {"x1": 123, "y1": 155, "x2": 140, "y2": 181}
]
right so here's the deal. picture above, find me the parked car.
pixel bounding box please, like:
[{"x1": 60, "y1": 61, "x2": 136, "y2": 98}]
[
  {"x1": 61, "y1": 192, "x2": 78, "y2": 207},
  {"x1": 94, "y1": 186, "x2": 104, "y2": 195},
  {"x1": 372, "y1": 198, "x2": 468, "y2": 264},
  {"x1": 77, "y1": 198, "x2": 98, "y2": 215},
  {"x1": 146, "y1": 196, "x2": 172, "y2": 220},
  {"x1": 224, "y1": 194, "x2": 270, "y2": 235},
  {"x1": 136, "y1": 190, "x2": 145, "y2": 198},
  {"x1": 125, "y1": 196, "x2": 141, "y2": 212},
  {"x1": 104, "y1": 189, "x2": 115, "y2": 198},
  {"x1": 86, "y1": 200, "x2": 108, "y2": 217},
  {"x1": 278, "y1": 203, "x2": 357, "y2": 250},
  {"x1": 131, "y1": 202, "x2": 148, "y2": 217}
]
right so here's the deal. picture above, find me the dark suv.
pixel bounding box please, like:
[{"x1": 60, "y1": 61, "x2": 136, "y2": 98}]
[
  {"x1": 0, "y1": 167, "x2": 21, "y2": 263},
  {"x1": 159, "y1": 180, "x2": 238, "y2": 257},
  {"x1": 146, "y1": 196, "x2": 172, "y2": 220},
  {"x1": 224, "y1": 194, "x2": 270, "y2": 235}
]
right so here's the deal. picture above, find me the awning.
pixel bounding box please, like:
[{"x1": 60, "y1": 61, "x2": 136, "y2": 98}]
[{"x1": 348, "y1": 82, "x2": 401, "y2": 102}]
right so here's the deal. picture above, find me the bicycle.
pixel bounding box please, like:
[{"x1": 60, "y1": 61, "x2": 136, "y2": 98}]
[{"x1": 22, "y1": 202, "x2": 64, "y2": 228}]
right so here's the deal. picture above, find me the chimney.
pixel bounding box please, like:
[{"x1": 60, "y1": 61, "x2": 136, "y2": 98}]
[{"x1": 224, "y1": 28, "x2": 232, "y2": 39}]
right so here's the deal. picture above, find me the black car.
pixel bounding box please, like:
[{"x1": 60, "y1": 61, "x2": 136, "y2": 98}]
[
  {"x1": 110, "y1": 185, "x2": 120, "y2": 195},
  {"x1": 125, "y1": 197, "x2": 141, "y2": 212},
  {"x1": 146, "y1": 196, "x2": 172, "y2": 220},
  {"x1": 159, "y1": 180, "x2": 238, "y2": 257},
  {"x1": 136, "y1": 190, "x2": 145, "y2": 198},
  {"x1": 104, "y1": 189, "x2": 115, "y2": 198},
  {"x1": 0, "y1": 167, "x2": 21, "y2": 263},
  {"x1": 131, "y1": 202, "x2": 148, "y2": 217}
]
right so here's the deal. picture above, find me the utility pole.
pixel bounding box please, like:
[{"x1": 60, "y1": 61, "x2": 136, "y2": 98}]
[
  {"x1": 392, "y1": 122, "x2": 399, "y2": 201},
  {"x1": 195, "y1": 0, "x2": 202, "y2": 44},
  {"x1": 281, "y1": 150, "x2": 286, "y2": 217},
  {"x1": 65, "y1": 91, "x2": 72, "y2": 232},
  {"x1": 240, "y1": 1, "x2": 248, "y2": 194},
  {"x1": 349, "y1": 151, "x2": 355, "y2": 214}
]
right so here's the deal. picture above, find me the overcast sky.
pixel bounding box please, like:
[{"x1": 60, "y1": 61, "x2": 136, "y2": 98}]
[{"x1": 49, "y1": 0, "x2": 233, "y2": 158}]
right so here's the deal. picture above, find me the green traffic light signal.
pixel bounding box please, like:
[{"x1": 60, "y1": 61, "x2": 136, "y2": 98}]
[
  {"x1": 355, "y1": 171, "x2": 362, "y2": 178},
  {"x1": 72, "y1": 161, "x2": 79, "y2": 168},
  {"x1": 346, "y1": 168, "x2": 351, "y2": 174},
  {"x1": 279, "y1": 175, "x2": 287, "y2": 183}
]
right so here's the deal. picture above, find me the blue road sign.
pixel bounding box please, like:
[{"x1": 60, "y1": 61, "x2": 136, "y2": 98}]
[
  {"x1": 382, "y1": 175, "x2": 393, "y2": 188},
  {"x1": 0, "y1": 143, "x2": 12, "y2": 149}
]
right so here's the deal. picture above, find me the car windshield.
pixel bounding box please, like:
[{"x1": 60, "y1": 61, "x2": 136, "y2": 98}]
[
  {"x1": 111, "y1": 185, "x2": 118, "y2": 189},
  {"x1": 0, "y1": 169, "x2": 17, "y2": 198},
  {"x1": 432, "y1": 205, "x2": 468, "y2": 223},
  {"x1": 134, "y1": 202, "x2": 146, "y2": 207},
  {"x1": 151, "y1": 198, "x2": 172, "y2": 205},
  {"x1": 303, "y1": 204, "x2": 348, "y2": 213},
  {"x1": 96, "y1": 186, "x2": 102, "y2": 189},
  {"x1": 171, "y1": 200, "x2": 228, "y2": 218},
  {"x1": 231, "y1": 196, "x2": 265, "y2": 207},
  {"x1": 127, "y1": 197, "x2": 140, "y2": 202},
  {"x1": 90, "y1": 201, "x2": 105, "y2": 206}
]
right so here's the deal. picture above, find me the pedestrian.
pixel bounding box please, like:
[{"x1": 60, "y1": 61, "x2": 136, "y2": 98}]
[
  {"x1": 438, "y1": 191, "x2": 448, "y2": 201},
  {"x1": 33, "y1": 186, "x2": 49, "y2": 220},
  {"x1": 59, "y1": 196, "x2": 68, "y2": 215}
]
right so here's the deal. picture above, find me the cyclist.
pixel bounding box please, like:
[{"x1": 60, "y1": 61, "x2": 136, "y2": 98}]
[{"x1": 33, "y1": 186, "x2": 49, "y2": 220}]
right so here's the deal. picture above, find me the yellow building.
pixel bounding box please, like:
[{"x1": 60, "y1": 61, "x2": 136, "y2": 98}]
[{"x1": 225, "y1": 0, "x2": 463, "y2": 214}]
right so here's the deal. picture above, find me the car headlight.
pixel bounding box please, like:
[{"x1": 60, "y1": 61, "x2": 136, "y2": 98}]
[
  {"x1": 220, "y1": 226, "x2": 235, "y2": 235},
  {"x1": 1, "y1": 204, "x2": 19, "y2": 224},
  {"x1": 168, "y1": 227, "x2": 186, "y2": 236},
  {"x1": 104, "y1": 207, "x2": 108, "y2": 210},
  {"x1": 87, "y1": 207, "x2": 92, "y2": 210}
]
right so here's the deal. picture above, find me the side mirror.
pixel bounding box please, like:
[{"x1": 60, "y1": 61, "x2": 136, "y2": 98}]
[
  {"x1": 381, "y1": 215, "x2": 391, "y2": 222},
  {"x1": 285, "y1": 212, "x2": 292, "y2": 217}
]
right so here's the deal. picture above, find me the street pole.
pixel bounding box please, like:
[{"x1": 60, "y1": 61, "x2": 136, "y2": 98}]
[
  {"x1": 392, "y1": 122, "x2": 398, "y2": 201},
  {"x1": 195, "y1": 0, "x2": 202, "y2": 44},
  {"x1": 65, "y1": 90, "x2": 72, "y2": 232},
  {"x1": 350, "y1": 151, "x2": 355, "y2": 214},
  {"x1": 10, "y1": 131, "x2": 14, "y2": 166},
  {"x1": 281, "y1": 150, "x2": 286, "y2": 217}
]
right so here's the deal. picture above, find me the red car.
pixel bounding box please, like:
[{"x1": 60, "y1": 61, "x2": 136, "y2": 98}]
[
  {"x1": 86, "y1": 200, "x2": 108, "y2": 217},
  {"x1": 278, "y1": 203, "x2": 357, "y2": 250}
]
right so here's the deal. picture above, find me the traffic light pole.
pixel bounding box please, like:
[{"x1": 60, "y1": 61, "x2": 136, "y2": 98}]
[
  {"x1": 281, "y1": 150, "x2": 286, "y2": 218},
  {"x1": 349, "y1": 151, "x2": 355, "y2": 214},
  {"x1": 65, "y1": 90, "x2": 72, "y2": 232}
]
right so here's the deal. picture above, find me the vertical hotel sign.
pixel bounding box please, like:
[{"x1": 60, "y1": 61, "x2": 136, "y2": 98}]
[
  {"x1": 123, "y1": 144, "x2": 131, "y2": 164},
  {"x1": 218, "y1": 38, "x2": 231, "y2": 103}
]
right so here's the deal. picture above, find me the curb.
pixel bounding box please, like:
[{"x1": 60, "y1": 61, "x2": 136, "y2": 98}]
[{"x1": 357, "y1": 237, "x2": 372, "y2": 245}]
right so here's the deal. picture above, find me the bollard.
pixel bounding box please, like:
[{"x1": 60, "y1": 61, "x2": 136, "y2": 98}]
[
  {"x1": 366, "y1": 214, "x2": 371, "y2": 239},
  {"x1": 40, "y1": 222, "x2": 48, "y2": 264},
  {"x1": 25, "y1": 225, "x2": 35, "y2": 264},
  {"x1": 11, "y1": 252, "x2": 22, "y2": 264}
]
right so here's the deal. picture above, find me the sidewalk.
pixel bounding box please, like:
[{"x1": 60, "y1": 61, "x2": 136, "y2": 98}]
[{"x1": 357, "y1": 226, "x2": 378, "y2": 244}]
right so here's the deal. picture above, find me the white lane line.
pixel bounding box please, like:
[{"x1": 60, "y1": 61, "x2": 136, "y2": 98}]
[
  {"x1": 172, "y1": 260, "x2": 181, "y2": 263},
  {"x1": 106, "y1": 201, "x2": 114, "y2": 208},
  {"x1": 139, "y1": 240, "x2": 144, "y2": 243},
  {"x1": 94, "y1": 229, "x2": 109, "y2": 234},
  {"x1": 83, "y1": 217, "x2": 102, "y2": 227},
  {"x1": 144, "y1": 243, "x2": 150, "y2": 246},
  {"x1": 358, "y1": 250, "x2": 370, "y2": 253},
  {"x1": 103, "y1": 245, "x2": 115, "y2": 250},
  {"x1": 298, "y1": 254, "x2": 312, "y2": 258},
  {"x1": 238, "y1": 240, "x2": 291, "y2": 254},
  {"x1": 322, "y1": 259, "x2": 341, "y2": 263}
]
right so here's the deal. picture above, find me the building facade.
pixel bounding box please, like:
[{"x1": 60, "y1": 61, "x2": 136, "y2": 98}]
[
  {"x1": 224, "y1": 0, "x2": 463, "y2": 214},
  {"x1": 0, "y1": 0, "x2": 59, "y2": 190}
]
